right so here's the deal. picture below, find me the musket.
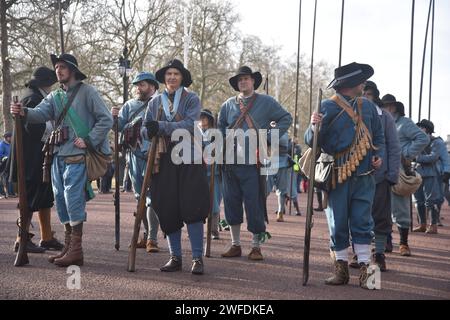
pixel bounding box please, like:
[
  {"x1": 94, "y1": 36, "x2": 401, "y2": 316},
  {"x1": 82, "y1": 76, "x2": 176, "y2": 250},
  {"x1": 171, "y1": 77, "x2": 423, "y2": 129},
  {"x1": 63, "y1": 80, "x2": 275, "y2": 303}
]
[
  {"x1": 303, "y1": 88, "x2": 322, "y2": 286},
  {"x1": 127, "y1": 107, "x2": 162, "y2": 272},
  {"x1": 205, "y1": 114, "x2": 217, "y2": 258},
  {"x1": 113, "y1": 114, "x2": 120, "y2": 251},
  {"x1": 13, "y1": 96, "x2": 31, "y2": 267},
  {"x1": 204, "y1": 162, "x2": 215, "y2": 258}
]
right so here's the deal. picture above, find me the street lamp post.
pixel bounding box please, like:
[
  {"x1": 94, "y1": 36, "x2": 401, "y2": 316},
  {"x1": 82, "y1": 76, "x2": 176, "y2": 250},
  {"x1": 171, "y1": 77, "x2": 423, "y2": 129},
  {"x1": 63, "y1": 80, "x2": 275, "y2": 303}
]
[{"x1": 118, "y1": 47, "x2": 132, "y2": 104}]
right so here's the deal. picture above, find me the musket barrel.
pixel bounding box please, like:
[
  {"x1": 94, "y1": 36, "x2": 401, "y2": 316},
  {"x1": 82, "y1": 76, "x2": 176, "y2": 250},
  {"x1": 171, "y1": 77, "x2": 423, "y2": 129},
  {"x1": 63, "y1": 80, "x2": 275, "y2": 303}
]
[
  {"x1": 302, "y1": 89, "x2": 322, "y2": 285},
  {"x1": 13, "y1": 95, "x2": 31, "y2": 267}
]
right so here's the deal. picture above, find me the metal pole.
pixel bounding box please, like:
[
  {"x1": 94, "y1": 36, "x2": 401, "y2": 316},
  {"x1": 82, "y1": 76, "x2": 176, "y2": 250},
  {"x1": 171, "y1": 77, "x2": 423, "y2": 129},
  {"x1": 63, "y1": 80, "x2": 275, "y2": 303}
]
[
  {"x1": 418, "y1": 0, "x2": 433, "y2": 122},
  {"x1": 309, "y1": 0, "x2": 317, "y2": 117},
  {"x1": 123, "y1": 47, "x2": 129, "y2": 104},
  {"x1": 409, "y1": 0, "x2": 415, "y2": 118},
  {"x1": 288, "y1": 0, "x2": 302, "y2": 216},
  {"x1": 428, "y1": 0, "x2": 435, "y2": 121},
  {"x1": 338, "y1": 0, "x2": 345, "y2": 67},
  {"x1": 408, "y1": 0, "x2": 416, "y2": 232},
  {"x1": 58, "y1": 0, "x2": 65, "y2": 53}
]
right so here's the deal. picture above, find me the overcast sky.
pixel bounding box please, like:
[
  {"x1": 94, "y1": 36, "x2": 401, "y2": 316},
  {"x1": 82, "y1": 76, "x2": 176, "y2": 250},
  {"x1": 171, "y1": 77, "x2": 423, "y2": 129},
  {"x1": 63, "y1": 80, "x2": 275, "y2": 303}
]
[{"x1": 231, "y1": 0, "x2": 450, "y2": 140}]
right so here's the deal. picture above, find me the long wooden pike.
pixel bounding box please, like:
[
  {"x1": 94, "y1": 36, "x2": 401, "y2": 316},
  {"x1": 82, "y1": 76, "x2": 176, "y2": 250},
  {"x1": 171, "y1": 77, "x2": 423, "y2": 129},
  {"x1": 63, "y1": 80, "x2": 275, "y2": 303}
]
[
  {"x1": 309, "y1": 0, "x2": 318, "y2": 117},
  {"x1": 339, "y1": 0, "x2": 345, "y2": 67},
  {"x1": 288, "y1": 0, "x2": 303, "y2": 216},
  {"x1": 303, "y1": 89, "x2": 322, "y2": 286},
  {"x1": 418, "y1": 0, "x2": 433, "y2": 122},
  {"x1": 13, "y1": 96, "x2": 31, "y2": 267},
  {"x1": 204, "y1": 163, "x2": 215, "y2": 258},
  {"x1": 113, "y1": 114, "x2": 120, "y2": 251},
  {"x1": 127, "y1": 108, "x2": 162, "y2": 272}
]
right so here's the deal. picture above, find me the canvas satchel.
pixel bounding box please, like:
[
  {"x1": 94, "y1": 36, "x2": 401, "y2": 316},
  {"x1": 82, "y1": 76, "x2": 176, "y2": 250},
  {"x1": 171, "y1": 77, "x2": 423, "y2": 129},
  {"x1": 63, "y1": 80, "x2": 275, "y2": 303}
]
[{"x1": 392, "y1": 167, "x2": 422, "y2": 197}]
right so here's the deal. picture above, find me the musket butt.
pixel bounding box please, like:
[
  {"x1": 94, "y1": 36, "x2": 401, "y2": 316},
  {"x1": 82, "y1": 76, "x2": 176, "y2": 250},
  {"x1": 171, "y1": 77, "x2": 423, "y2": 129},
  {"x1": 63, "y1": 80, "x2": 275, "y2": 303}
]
[{"x1": 14, "y1": 254, "x2": 29, "y2": 267}]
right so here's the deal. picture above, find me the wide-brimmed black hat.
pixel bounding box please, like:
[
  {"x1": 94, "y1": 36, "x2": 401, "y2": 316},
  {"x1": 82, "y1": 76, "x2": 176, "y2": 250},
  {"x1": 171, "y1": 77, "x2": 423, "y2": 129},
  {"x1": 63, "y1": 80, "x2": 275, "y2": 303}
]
[
  {"x1": 25, "y1": 67, "x2": 57, "y2": 89},
  {"x1": 50, "y1": 53, "x2": 87, "y2": 81},
  {"x1": 364, "y1": 80, "x2": 380, "y2": 97},
  {"x1": 328, "y1": 62, "x2": 374, "y2": 89},
  {"x1": 200, "y1": 109, "x2": 215, "y2": 124},
  {"x1": 229, "y1": 66, "x2": 262, "y2": 92},
  {"x1": 381, "y1": 94, "x2": 397, "y2": 105},
  {"x1": 155, "y1": 59, "x2": 192, "y2": 88},
  {"x1": 417, "y1": 119, "x2": 434, "y2": 134}
]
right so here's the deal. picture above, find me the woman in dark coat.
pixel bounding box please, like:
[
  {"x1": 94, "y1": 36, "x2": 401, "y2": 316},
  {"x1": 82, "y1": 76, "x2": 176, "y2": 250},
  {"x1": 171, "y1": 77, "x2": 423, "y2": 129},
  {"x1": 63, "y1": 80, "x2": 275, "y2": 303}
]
[
  {"x1": 10, "y1": 67, "x2": 63, "y2": 252},
  {"x1": 143, "y1": 59, "x2": 209, "y2": 275}
]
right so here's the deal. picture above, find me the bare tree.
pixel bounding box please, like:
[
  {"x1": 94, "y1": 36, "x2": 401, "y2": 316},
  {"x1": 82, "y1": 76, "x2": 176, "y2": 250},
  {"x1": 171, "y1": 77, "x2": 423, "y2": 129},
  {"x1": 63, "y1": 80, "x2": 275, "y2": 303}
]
[{"x1": 0, "y1": 0, "x2": 19, "y2": 134}]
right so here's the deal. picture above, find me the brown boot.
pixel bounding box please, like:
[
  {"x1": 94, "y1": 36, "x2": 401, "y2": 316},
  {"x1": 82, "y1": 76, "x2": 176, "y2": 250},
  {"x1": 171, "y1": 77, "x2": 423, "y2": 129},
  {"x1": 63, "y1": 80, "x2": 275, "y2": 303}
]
[
  {"x1": 248, "y1": 247, "x2": 264, "y2": 261},
  {"x1": 325, "y1": 260, "x2": 349, "y2": 285},
  {"x1": 48, "y1": 225, "x2": 71, "y2": 263},
  {"x1": 146, "y1": 240, "x2": 160, "y2": 253},
  {"x1": 425, "y1": 225, "x2": 438, "y2": 234},
  {"x1": 413, "y1": 224, "x2": 427, "y2": 232},
  {"x1": 54, "y1": 223, "x2": 83, "y2": 267},
  {"x1": 399, "y1": 244, "x2": 411, "y2": 257},
  {"x1": 276, "y1": 212, "x2": 284, "y2": 222},
  {"x1": 136, "y1": 233, "x2": 147, "y2": 249},
  {"x1": 221, "y1": 245, "x2": 242, "y2": 258}
]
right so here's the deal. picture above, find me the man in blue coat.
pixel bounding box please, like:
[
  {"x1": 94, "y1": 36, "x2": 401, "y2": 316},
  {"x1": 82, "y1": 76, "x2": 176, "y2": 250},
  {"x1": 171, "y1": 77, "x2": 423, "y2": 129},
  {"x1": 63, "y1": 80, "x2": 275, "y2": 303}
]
[
  {"x1": 219, "y1": 66, "x2": 292, "y2": 261},
  {"x1": 413, "y1": 119, "x2": 447, "y2": 234},
  {"x1": 306, "y1": 62, "x2": 385, "y2": 289},
  {"x1": 382, "y1": 95, "x2": 429, "y2": 256},
  {"x1": 112, "y1": 72, "x2": 161, "y2": 253}
]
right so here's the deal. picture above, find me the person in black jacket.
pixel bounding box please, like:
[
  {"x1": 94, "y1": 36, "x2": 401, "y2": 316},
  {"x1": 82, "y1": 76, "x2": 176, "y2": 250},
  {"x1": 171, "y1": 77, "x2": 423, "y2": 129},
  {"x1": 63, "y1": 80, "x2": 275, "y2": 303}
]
[{"x1": 9, "y1": 67, "x2": 63, "y2": 253}]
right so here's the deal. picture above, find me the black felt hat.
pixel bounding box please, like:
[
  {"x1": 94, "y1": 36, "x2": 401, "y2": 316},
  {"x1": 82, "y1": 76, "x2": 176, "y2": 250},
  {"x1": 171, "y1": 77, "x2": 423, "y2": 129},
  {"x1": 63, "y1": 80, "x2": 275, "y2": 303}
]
[
  {"x1": 155, "y1": 59, "x2": 192, "y2": 88},
  {"x1": 417, "y1": 119, "x2": 435, "y2": 134},
  {"x1": 328, "y1": 62, "x2": 374, "y2": 89},
  {"x1": 50, "y1": 53, "x2": 87, "y2": 81},
  {"x1": 25, "y1": 66, "x2": 57, "y2": 88},
  {"x1": 229, "y1": 66, "x2": 263, "y2": 92}
]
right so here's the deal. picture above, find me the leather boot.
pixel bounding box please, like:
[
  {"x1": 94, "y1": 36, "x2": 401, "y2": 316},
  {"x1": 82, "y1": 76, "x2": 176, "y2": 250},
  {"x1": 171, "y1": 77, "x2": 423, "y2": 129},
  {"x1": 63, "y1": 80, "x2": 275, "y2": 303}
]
[
  {"x1": 54, "y1": 223, "x2": 83, "y2": 267},
  {"x1": 191, "y1": 258, "x2": 204, "y2": 275},
  {"x1": 160, "y1": 256, "x2": 182, "y2": 272},
  {"x1": 276, "y1": 212, "x2": 284, "y2": 222},
  {"x1": 325, "y1": 260, "x2": 349, "y2": 285},
  {"x1": 221, "y1": 245, "x2": 242, "y2": 258},
  {"x1": 413, "y1": 224, "x2": 427, "y2": 232},
  {"x1": 13, "y1": 233, "x2": 46, "y2": 254},
  {"x1": 426, "y1": 224, "x2": 438, "y2": 234},
  {"x1": 146, "y1": 240, "x2": 160, "y2": 253},
  {"x1": 48, "y1": 225, "x2": 71, "y2": 263},
  {"x1": 373, "y1": 253, "x2": 387, "y2": 272}
]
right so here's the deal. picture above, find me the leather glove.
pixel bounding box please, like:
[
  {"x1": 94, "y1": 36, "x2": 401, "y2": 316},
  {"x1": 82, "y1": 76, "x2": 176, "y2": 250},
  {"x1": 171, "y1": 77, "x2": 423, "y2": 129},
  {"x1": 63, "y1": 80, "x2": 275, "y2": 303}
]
[{"x1": 146, "y1": 121, "x2": 159, "y2": 139}]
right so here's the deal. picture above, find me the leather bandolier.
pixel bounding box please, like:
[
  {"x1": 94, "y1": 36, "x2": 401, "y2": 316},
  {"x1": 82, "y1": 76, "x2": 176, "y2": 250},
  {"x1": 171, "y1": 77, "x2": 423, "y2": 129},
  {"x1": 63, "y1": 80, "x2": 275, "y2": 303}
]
[{"x1": 330, "y1": 96, "x2": 378, "y2": 189}]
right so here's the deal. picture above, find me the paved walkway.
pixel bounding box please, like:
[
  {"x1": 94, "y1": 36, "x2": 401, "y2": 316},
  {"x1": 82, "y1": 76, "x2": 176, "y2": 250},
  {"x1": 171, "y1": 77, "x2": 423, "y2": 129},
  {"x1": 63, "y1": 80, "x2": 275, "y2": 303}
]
[{"x1": 1, "y1": 191, "x2": 449, "y2": 300}]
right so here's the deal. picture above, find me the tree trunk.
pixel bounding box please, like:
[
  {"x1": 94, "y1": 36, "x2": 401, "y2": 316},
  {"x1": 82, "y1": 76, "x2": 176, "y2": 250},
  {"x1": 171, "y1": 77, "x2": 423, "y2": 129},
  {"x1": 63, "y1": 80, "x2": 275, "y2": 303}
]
[{"x1": 1, "y1": 0, "x2": 13, "y2": 134}]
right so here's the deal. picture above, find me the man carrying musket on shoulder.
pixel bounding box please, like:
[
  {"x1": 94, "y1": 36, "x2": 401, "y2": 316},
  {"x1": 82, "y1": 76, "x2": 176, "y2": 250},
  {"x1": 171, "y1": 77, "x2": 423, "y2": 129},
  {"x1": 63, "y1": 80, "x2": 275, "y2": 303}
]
[
  {"x1": 305, "y1": 62, "x2": 385, "y2": 289},
  {"x1": 218, "y1": 66, "x2": 292, "y2": 261},
  {"x1": 11, "y1": 53, "x2": 113, "y2": 267}
]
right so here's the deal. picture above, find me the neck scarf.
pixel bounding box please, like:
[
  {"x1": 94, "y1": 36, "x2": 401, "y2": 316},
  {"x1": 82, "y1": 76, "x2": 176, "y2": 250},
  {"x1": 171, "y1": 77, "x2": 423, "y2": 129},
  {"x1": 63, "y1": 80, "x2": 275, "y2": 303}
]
[{"x1": 161, "y1": 87, "x2": 184, "y2": 121}]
